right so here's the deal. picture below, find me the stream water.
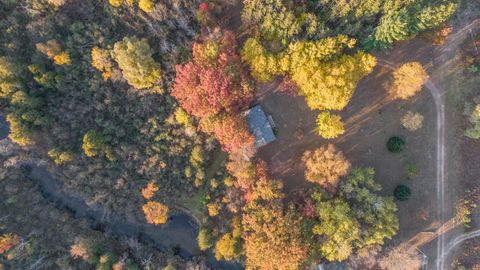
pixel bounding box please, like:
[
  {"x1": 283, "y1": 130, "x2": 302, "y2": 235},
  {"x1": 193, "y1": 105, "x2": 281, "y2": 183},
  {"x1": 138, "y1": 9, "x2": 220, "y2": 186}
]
[{"x1": 0, "y1": 116, "x2": 242, "y2": 270}]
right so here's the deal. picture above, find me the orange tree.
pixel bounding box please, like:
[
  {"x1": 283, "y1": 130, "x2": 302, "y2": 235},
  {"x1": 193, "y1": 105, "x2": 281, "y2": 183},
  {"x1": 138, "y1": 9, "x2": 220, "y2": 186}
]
[{"x1": 142, "y1": 201, "x2": 169, "y2": 225}]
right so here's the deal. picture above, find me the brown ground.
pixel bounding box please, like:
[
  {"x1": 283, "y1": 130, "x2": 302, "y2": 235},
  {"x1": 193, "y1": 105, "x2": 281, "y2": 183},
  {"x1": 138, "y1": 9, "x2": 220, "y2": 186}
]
[{"x1": 256, "y1": 39, "x2": 439, "y2": 246}]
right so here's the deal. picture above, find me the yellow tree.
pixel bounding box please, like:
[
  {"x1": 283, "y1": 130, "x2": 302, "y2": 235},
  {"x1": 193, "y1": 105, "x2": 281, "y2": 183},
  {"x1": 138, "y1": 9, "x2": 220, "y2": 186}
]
[
  {"x1": 139, "y1": 0, "x2": 154, "y2": 12},
  {"x1": 241, "y1": 35, "x2": 377, "y2": 111},
  {"x1": 214, "y1": 233, "x2": 241, "y2": 261},
  {"x1": 302, "y1": 144, "x2": 351, "y2": 191},
  {"x1": 386, "y1": 62, "x2": 428, "y2": 100},
  {"x1": 36, "y1": 40, "x2": 71, "y2": 65},
  {"x1": 142, "y1": 201, "x2": 169, "y2": 224},
  {"x1": 91, "y1": 47, "x2": 113, "y2": 80},
  {"x1": 111, "y1": 36, "x2": 162, "y2": 89},
  {"x1": 316, "y1": 111, "x2": 345, "y2": 139}
]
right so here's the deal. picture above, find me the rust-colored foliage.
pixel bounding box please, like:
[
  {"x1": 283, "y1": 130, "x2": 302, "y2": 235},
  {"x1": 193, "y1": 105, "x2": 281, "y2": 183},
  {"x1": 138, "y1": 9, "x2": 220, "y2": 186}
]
[
  {"x1": 200, "y1": 114, "x2": 254, "y2": 153},
  {"x1": 142, "y1": 201, "x2": 169, "y2": 225},
  {"x1": 172, "y1": 31, "x2": 253, "y2": 118},
  {"x1": 293, "y1": 190, "x2": 317, "y2": 219},
  {"x1": 0, "y1": 233, "x2": 20, "y2": 254},
  {"x1": 242, "y1": 203, "x2": 308, "y2": 270},
  {"x1": 141, "y1": 181, "x2": 159, "y2": 200}
]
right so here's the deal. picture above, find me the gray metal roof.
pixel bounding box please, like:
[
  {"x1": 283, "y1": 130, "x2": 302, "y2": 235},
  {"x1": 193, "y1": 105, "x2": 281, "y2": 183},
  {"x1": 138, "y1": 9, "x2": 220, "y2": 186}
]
[{"x1": 245, "y1": 105, "x2": 276, "y2": 148}]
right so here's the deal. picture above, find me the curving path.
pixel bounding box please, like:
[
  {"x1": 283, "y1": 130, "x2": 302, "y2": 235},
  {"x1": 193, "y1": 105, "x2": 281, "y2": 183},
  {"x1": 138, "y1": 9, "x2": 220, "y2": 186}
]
[
  {"x1": 441, "y1": 229, "x2": 480, "y2": 263},
  {"x1": 377, "y1": 59, "x2": 446, "y2": 270},
  {"x1": 377, "y1": 17, "x2": 480, "y2": 268}
]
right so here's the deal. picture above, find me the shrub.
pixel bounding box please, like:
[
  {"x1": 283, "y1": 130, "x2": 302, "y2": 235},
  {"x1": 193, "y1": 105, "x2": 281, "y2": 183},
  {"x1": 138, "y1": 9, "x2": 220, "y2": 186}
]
[
  {"x1": 404, "y1": 162, "x2": 419, "y2": 180},
  {"x1": 465, "y1": 104, "x2": 480, "y2": 139},
  {"x1": 401, "y1": 111, "x2": 424, "y2": 131},
  {"x1": 394, "y1": 185, "x2": 411, "y2": 201},
  {"x1": 387, "y1": 136, "x2": 405, "y2": 153}
]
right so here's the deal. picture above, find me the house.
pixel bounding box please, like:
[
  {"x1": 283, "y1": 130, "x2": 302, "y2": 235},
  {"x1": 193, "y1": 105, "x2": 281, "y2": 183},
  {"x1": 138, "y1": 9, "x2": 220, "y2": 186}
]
[{"x1": 244, "y1": 105, "x2": 276, "y2": 148}]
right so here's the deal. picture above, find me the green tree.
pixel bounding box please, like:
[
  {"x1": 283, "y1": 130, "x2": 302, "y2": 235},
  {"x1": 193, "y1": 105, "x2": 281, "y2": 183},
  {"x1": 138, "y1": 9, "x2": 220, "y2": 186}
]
[
  {"x1": 316, "y1": 112, "x2": 345, "y2": 139},
  {"x1": 82, "y1": 130, "x2": 107, "y2": 158},
  {"x1": 387, "y1": 136, "x2": 405, "y2": 153},
  {"x1": 339, "y1": 168, "x2": 399, "y2": 247},
  {"x1": 313, "y1": 198, "x2": 360, "y2": 261},
  {"x1": 241, "y1": 38, "x2": 279, "y2": 82},
  {"x1": 394, "y1": 185, "x2": 411, "y2": 201},
  {"x1": 242, "y1": 0, "x2": 300, "y2": 46},
  {"x1": 414, "y1": 2, "x2": 457, "y2": 32},
  {"x1": 374, "y1": 9, "x2": 412, "y2": 46},
  {"x1": 111, "y1": 37, "x2": 162, "y2": 89},
  {"x1": 0, "y1": 57, "x2": 21, "y2": 97}
]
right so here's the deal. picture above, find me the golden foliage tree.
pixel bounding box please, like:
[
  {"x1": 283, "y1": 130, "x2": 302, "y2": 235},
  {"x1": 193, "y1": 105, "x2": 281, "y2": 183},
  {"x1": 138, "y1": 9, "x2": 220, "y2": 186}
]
[
  {"x1": 313, "y1": 198, "x2": 360, "y2": 261},
  {"x1": 378, "y1": 244, "x2": 421, "y2": 270},
  {"x1": 386, "y1": 62, "x2": 428, "y2": 100},
  {"x1": 207, "y1": 202, "x2": 222, "y2": 217},
  {"x1": 6, "y1": 113, "x2": 35, "y2": 146},
  {"x1": 316, "y1": 111, "x2": 345, "y2": 139},
  {"x1": 142, "y1": 201, "x2": 169, "y2": 224},
  {"x1": 36, "y1": 40, "x2": 70, "y2": 65},
  {"x1": 82, "y1": 130, "x2": 107, "y2": 158},
  {"x1": 138, "y1": 0, "x2": 154, "y2": 13},
  {"x1": 70, "y1": 237, "x2": 95, "y2": 261},
  {"x1": 53, "y1": 51, "x2": 71, "y2": 65},
  {"x1": 287, "y1": 50, "x2": 376, "y2": 110},
  {"x1": 241, "y1": 35, "x2": 377, "y2": 111},
  {"x1": 214, "y1": 233, "x2": 241, "y2": 261},
  {"x1": 242, "y1": 203, "x2": 308, "y2": 270},
  {"x1": 302, "y1": 144, "x2": 351, "y2": 191},
  {"x1": 48, "y1": 148, "x2": 74, "y2": 165},
  {"x1": 111, "y1": 36, "x2": 162, "y2": 89},
  {"x1": 91, "y1": 47, "x2": 113, "y2": 80}
]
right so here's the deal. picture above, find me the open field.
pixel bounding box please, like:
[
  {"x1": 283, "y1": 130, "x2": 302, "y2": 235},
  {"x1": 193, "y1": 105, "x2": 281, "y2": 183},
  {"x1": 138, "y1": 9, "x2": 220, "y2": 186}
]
[{"x1": 257, "y1": 48, "x2": 438, "y2": 244}]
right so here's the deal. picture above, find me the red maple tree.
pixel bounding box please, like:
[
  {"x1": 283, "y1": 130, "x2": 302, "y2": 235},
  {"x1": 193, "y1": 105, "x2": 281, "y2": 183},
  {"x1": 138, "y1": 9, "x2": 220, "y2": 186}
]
[{"x1": 172, "y1": 31, "x2": 253, "y2": 118}]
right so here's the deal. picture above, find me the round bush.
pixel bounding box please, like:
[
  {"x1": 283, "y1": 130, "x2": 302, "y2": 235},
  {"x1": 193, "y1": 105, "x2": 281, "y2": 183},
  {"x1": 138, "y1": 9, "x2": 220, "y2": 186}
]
[
  {"x1": 387, "y1": 136, "x2": 405, "y2": 153},
  {"x1": 394, "y1": 185, "x2": 411, "y2": 201}
]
